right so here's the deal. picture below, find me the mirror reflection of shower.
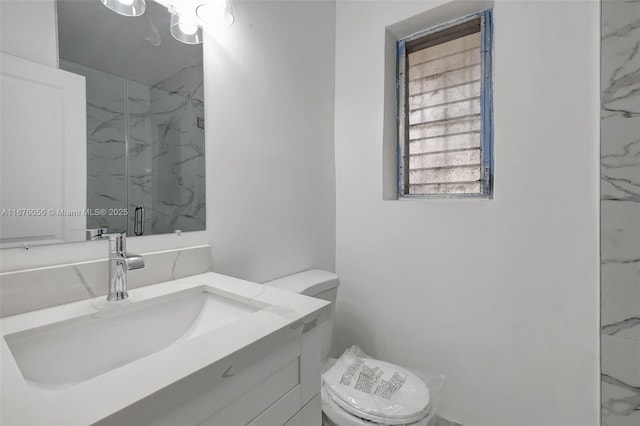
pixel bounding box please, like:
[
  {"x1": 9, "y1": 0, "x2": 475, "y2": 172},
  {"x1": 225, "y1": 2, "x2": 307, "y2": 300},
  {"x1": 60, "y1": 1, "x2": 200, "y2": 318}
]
[{"x1": 57, "y1": 0, "x2": 206, "y2": 238}]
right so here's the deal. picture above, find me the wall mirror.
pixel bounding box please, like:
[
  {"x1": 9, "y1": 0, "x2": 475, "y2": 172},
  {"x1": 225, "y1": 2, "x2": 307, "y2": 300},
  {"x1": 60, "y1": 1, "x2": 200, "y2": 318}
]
[{"x1": 0, "y1": 0, "x2": 205, "y2": 248}]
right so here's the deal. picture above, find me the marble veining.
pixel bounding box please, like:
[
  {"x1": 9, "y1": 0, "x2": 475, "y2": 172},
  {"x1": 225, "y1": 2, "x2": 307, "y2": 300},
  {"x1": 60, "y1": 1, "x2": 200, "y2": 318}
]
[
  {"x1": 601, "y1": 118, "x2": 640, "y2": 201},
  {"x1": 71, "y1": 264, "x2": 97, "y2": 299},
  {"x1": 171, "y1": 250, "x2": 182, "y2": 278},
  {"x1": 601, "y1": 335, "x2": 640, "y2": 425},
  {"x1": 601, "y1": 0, "x2": 640, "y2": 119},
  {"x1": 602, "y1": 374, "x2": 640, "y2": 418},
  {"x1": 601, "y1": 1, "x2": 640, "y2": 425},
  {"x1": 149, "y1": 62, "x2": 206, "y2": 234},
  {"x1": 602, "y1": 317, "x2": 640, "y2": 336}
]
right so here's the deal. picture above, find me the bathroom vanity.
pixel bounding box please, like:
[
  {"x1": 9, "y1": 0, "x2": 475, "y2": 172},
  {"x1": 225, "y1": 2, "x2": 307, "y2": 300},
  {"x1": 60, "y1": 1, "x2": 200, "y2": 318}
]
[{"x1": 1, "y1": 272, "x2": 330, "y2": 425}]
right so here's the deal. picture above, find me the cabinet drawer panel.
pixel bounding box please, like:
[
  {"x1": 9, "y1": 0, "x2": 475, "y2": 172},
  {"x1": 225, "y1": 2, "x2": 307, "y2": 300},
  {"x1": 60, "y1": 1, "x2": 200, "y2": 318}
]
[
  {"x1": 300, "y1": 394, "x2": 321, "y2": 426},
  {"x1": 201, "y1": 357, "x2": 299, "y2": 426},
  {"x1": 247, "y1": 384, "x2": 301, "y2": 426},
  {"x1": 284, "y1": 412, "x2": 302, "y2": 426}
]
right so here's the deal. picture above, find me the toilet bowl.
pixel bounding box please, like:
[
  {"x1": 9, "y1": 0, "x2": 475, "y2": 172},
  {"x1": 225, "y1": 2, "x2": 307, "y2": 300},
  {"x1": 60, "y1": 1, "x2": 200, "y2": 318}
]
[{"x1": 264, "y1": 270, "x2": 435, "y2": 426}]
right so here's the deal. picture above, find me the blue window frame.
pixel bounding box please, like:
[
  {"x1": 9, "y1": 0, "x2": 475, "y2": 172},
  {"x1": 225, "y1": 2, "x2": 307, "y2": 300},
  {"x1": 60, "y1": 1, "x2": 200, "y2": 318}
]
[{"x1": 397, "y1": 9, "x2": 493, "y2": 198}]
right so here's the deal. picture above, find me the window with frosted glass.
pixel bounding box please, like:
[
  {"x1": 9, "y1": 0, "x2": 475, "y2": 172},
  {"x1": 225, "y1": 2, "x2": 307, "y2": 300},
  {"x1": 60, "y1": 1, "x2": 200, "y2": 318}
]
[{"x1": 398, "y1": 10, "x2": 493, "y2": 198}]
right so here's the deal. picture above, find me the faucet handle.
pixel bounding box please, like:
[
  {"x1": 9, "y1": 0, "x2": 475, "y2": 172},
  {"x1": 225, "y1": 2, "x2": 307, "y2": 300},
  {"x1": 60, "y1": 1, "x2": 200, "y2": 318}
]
[
  {"x1": 103, "y1": 232, "x2": 127, "y2": 252},
  {"x1": 102, "y1": 231, "x2": 126, "y2": 239}
]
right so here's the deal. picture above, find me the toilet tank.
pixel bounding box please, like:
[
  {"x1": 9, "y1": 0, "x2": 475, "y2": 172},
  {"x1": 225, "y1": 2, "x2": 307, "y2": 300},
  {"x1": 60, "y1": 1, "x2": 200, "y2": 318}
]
[{"x1": 263, "y1": 270, "x2": 339, "y2": 363}]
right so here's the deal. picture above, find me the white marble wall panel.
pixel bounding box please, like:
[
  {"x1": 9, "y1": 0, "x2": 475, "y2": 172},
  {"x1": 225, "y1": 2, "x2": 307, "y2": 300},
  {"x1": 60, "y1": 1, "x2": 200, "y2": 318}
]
[
  {"x1": 154, "y1": 61, "x2": 204, "y2": 103},
  {"x1": 0, "y1": 245, "x2": 212, "y2": 317},
  {"x1": 602, "y1": 202, "x2": 640, "y2": 264},
  {"x1": 601, "y1": 1, "x2": 640, "y2": 424},
  {"x1": 602, "y1": 261, "x2": 640, "y2": 341},
  {"x1": 601, "y1": 118, "x2": 640, "y2": 201},
  {"x1": 126, "y1": 80, "x2": 154, "y2": 235},
  {"x1": 149, "y1": 63, "x2": 205, "y2": 234},
  {"x1": 601, "y1": 0, "x2": 640, "y2": 119},
  {"x1": 602, "y1": 335, "x2": 640, "y2": 426}
]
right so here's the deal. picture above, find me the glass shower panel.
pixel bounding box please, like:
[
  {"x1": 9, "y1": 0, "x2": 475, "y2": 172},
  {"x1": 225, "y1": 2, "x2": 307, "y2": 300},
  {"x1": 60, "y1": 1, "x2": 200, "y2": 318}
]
[
  {"x1": 148, "y1": 63, "x2": 206, "y2": 235},
  {"x1": 126, "y1": 80, "x2": 154, "y2": 236},
  {"x1": 60, "y1": 60, "x2": 129, "y2": 234}
]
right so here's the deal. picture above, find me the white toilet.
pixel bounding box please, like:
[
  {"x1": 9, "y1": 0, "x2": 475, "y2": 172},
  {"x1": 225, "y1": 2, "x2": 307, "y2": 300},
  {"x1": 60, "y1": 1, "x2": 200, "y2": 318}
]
[{"x1": 265, "y1": 270, "x2": 436, "y2": 426}]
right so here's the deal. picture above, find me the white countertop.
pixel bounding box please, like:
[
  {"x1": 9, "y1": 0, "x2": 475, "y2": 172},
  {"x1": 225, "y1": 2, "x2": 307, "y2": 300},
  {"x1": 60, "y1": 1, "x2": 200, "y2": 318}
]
[{"x1": 0, "y1": 272, "x2": 331, "y2": 425}]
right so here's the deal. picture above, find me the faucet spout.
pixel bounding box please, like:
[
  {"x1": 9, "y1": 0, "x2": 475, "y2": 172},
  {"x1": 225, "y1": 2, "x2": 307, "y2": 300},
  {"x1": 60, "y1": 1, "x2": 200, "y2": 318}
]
[
  {"x1": 105, "y1": 233, "x2": 145, "y2": 301},
  {"x1": 124, "y1": 253, "x2": 145, "y2": 270}
]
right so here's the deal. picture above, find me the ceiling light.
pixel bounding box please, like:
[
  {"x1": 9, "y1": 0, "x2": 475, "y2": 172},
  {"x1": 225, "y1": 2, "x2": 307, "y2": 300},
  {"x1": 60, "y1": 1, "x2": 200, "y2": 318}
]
[
  {"x1": 169, "y1": 7, "x2": 203, "y2": 44},
  {"x1": 100, "y1": 0, "x2": 146, "y2": 17},
  {"x1": 196, "y1": 0, "x2": 235, "y2": 26}
]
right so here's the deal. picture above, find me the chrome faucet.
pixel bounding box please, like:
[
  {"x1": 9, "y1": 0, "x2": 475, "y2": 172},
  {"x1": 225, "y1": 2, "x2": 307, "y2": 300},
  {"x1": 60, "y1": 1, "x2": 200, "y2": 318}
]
[{"x1": 105, "y1": 232, "x2": 145, "y2": 301}]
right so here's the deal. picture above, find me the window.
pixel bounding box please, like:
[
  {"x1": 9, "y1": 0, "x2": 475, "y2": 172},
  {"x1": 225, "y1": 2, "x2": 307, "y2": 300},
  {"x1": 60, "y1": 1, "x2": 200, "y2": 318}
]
[{"x1": 397, "y1": 10, "x2": 493, "y2": 198}]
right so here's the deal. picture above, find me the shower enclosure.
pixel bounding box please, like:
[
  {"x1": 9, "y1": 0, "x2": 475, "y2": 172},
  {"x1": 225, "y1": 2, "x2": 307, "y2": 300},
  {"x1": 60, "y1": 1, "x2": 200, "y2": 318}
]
[{"x1": 61, "y1": 59, "x2": 206, "y2": 237}]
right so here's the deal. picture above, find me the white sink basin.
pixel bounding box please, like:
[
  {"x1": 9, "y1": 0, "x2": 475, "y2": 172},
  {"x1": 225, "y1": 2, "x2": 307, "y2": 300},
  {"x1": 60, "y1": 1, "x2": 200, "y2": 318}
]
[{"x1": 4, "y1": 286, "x2": 259, "y2": 388}]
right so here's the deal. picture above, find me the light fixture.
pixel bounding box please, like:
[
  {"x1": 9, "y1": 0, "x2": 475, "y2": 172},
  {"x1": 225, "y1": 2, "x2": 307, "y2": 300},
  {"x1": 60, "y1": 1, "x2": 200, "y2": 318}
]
[
  {"x1": 196, "y1": 0, "x2": 235, "y2": 26},
  {"x1": 100, "y1": 0, "x2": 146, "y2": 17},
  {"x1": 169, "y1": 7, "x2": 203, "y2": 44}
]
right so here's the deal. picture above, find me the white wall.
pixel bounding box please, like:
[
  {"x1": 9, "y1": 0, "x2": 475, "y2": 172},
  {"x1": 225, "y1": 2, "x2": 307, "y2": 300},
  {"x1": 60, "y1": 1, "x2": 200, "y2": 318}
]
[
  {"x1": 204, "y1": 0, "x2": 336, "y2": 283},
  {"x1": 0, "y1": 0, "x2": 58, "y2": 67},
  {"x1": 334, "y1": 1, "x2": 600, "y2": 425}
]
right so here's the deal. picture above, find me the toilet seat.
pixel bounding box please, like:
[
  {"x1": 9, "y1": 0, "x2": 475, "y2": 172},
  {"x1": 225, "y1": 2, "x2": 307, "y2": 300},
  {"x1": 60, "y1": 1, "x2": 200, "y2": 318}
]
[
  {"x1": 321, "y1": 356, "x2": 435, "y2": 426},
  {"x1": 321, "y1": 384, "x2": 434, "y2": 426}
]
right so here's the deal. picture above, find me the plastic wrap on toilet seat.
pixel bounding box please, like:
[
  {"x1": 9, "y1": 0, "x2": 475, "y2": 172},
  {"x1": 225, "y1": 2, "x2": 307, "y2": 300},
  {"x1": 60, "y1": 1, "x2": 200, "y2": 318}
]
[
  {"x1": 322, "y1": 346, "x2": 445, "y2": 425},
  {"x1": 321, "y1": 386, "x2": 438, "y2": 426}
]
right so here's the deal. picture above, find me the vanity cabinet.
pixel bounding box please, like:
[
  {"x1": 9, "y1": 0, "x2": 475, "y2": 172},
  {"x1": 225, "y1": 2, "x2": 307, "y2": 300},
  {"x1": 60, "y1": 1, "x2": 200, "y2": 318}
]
[{"x1": 96, "y1": 314, "x2": 322, "y2": 426}]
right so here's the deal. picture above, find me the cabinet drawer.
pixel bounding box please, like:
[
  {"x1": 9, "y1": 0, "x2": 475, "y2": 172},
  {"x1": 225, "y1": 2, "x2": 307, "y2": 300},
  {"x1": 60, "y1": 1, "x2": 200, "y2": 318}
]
[
  {"x1": 282, "y1": 393, "x2": 320, "y2": 426},
  {"x1": 247, "y1": 384, "x2": 302, "y2": 426},
  {"x1": 202, "y1": 357, "x2": 299, "y2": 425}
]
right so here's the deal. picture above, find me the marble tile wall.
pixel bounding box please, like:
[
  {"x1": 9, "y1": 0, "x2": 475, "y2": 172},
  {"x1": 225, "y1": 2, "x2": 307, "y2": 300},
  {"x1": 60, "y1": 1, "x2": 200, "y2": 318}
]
[
  {"x1": 127, "y1": 80, "x2": 154, "y2": 235},
  {"x1": 600, "y1": 1, "x2": 640, "y2": 425},
  {"x1": 59, "y1": 60, "x2": 205, "y2": 237},
  {"x1": 0, "y1": 245, "x2": 212, "y2": 317},
  {"x1": 149, "y1": 63, "x2": 206, "y2": 234}
]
